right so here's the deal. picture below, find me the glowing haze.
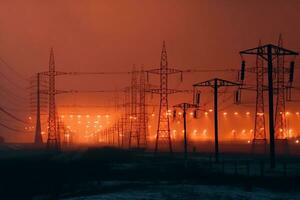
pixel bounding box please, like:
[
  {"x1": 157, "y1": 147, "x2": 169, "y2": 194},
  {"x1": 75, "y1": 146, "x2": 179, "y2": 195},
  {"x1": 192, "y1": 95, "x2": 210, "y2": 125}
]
[{"x1": 0, "y1": 0, "x2": 300, "y2": 143}]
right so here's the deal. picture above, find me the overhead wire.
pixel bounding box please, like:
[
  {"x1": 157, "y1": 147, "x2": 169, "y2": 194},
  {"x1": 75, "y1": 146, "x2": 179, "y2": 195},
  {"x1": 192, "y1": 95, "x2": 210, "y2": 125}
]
[
  {"x1": 0, "y1": 121, "x2": 26, "y2": 133},
  {"x1": 0, "y1": 56, "x2": 29, "y2": 82},
  {"x1": 0, "y1": 106, "x2": 29, "y2": 124}
]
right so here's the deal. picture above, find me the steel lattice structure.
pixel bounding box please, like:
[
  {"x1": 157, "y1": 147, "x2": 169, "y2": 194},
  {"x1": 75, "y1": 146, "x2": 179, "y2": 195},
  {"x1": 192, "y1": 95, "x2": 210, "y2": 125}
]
[
  {"x1": 46, "y1": 48, "x2": 60, "y2": 151},
  {"x1": 123, "y1": 86, "x2": 131, "y2": 147},
  {"x1": 129, "y1": 68, "x2": 139, "y2": 148},
  {"x1": 147, "y1": 41, "x2": 183, "y2": 153},
  {"x1": 240, "y1": 43, "x2": 298, "y2": 168},
  {"x1": 138, "y1": 68, "x2": 147, "y2": 147},
  {"x1": 253, "y1": 41, "x2": 267, "y2": 145},
  {"x1": 275, "y1": 36, "x2": 287, "y2": 140}
]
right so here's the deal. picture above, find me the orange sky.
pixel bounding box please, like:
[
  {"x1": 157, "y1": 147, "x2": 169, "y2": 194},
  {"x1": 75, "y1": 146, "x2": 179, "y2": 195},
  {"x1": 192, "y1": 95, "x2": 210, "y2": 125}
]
[
  {"x1": 0, "y1": 0, "x2": 300, "y2": 141},
  {"x1": 0, "y1": 0, "x2": 299, "y2": 76}
]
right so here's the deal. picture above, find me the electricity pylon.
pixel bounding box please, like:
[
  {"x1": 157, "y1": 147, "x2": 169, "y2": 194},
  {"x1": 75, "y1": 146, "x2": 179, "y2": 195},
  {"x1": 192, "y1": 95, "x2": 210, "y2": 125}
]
[
  {"x1": 147, "y1": 41, "x2": 183, "y2": 153},
  {"x1": 240, "y1": 43, "x2": 298, "y2": 168}
]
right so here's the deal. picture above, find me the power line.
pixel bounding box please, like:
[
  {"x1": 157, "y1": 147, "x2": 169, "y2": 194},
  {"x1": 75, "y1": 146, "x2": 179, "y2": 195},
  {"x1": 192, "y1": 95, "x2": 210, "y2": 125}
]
[
  {"x1": 0, "y1": 66, "x2": 27, "y2": 90},
  {"x1": 0, "y1": 106, "x2": 29, "y2": 124},
  {"x1": 0, "y1": 86, "x2": 28, "y2": 102},
  {"x1": 0, "y1": 56, "x2": 28, "y2": 82},
  {"x1": 38, "y1": 67, "x2": 238, "y2": 77},
  {"x1": 0, "y1": 121, "x2": 25, "y2": 133}
]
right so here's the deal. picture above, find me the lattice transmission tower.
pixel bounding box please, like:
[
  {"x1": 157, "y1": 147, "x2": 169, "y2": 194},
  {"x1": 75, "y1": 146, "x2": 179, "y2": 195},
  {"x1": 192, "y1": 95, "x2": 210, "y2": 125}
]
[
  {"x1": 240, "y1": 41, "x2": 298, "y2": 168},
  {"x1": 46, "y1": 48, "x2": 60, "y2": 151},
  {"x1": 275, "y1": 35, "x2": 287, "y2": 140},
  {"x1": 129, "y1": 67, "x2": 139, "y2": 148},
  {"x1": 138, "y1": 68, "x2": 147, "y2": 147},
  {"x1": 147, "y1": 41, "x2": 182, "y2": 153},
  {"x1": 253, "y1": 41, "x2": 267, "y2": 146}
]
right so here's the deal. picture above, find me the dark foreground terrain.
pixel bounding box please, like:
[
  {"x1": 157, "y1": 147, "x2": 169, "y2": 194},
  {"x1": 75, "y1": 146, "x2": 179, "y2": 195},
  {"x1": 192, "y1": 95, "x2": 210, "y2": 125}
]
[{"x1": 0, "y1": 144, "x2": 299, "y2": 199}]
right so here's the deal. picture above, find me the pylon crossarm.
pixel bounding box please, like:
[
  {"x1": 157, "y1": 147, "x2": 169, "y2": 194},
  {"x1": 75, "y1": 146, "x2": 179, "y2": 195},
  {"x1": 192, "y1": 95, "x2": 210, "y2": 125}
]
[
  {"x1": 240, "y1": 44, "x2": 298, "y2": 57},
  {"x1": 173, "y1": 103, "x2": 198, "y2": 110},
  {"x1": 239, "y1": 86, "x2": 256, "y2": 91},
  {"x1": 147, "y1": 88, "x2": 191, "y2": 94},
  {"x1": 193, "y1": 78, "x2": 241, "y2": 88},
  {"x1": 245, "y1": 67, "x2": 268, "y2": 74},
  {"x1": 147, "y1": 68, "x2": 182, "y2": 75}
]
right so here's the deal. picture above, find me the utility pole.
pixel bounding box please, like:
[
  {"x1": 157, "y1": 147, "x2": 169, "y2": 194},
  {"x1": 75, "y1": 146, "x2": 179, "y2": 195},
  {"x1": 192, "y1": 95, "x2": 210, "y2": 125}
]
[
  {"x1": 193, "y1": 78, "x2": 240, "y2": 162},
  {"x1": 34, "y1": 72, "x2": 43, "y2": 144},
  {"x1": 240, "y1": 43, "x2": 298, "y2": 168},
  {"x1": 173, "y1": 103, "x2": 198, "y2": 160}
]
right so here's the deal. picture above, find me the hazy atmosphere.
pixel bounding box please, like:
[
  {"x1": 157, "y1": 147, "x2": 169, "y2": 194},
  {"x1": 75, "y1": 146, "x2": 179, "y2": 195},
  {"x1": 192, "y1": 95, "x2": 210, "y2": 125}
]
[{"x1": 0, "y1": 1, "x2": 300, "y2": 199}]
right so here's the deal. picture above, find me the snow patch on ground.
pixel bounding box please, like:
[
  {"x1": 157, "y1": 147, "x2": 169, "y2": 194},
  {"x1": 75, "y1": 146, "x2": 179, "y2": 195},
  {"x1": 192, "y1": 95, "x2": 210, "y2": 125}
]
[{"x1": 64, "y1": 183, "x2": 300, "y2": 200}]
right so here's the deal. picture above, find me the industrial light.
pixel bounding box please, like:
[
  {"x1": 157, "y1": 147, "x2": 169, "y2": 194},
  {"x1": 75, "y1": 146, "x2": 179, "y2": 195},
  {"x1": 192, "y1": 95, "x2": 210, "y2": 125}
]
[{"x1": 285, "y1": 112, "x2": 290, "y2": 116}]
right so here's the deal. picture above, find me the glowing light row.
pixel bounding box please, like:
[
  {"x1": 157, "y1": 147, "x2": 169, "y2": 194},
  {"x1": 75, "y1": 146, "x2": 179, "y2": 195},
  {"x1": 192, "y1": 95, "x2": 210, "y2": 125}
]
[
  {"x1": 27, "y1": 111, "x2": 300, "y2": 121},
  {"x1": 60, "y1": 114, "x2": 110, "y2": 119}
]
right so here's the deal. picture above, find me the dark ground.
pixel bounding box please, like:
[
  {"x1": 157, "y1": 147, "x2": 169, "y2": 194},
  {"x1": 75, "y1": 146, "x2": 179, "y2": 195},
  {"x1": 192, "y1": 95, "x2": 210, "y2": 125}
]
[{"x1": 0, "y1": 144, "x2": 299, "y2": 200}]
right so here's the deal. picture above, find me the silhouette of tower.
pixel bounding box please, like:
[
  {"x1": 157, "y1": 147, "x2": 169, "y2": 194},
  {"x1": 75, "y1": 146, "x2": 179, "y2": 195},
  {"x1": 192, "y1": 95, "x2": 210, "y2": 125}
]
[
  {"x1": 129, "y1": 67, "x2": 139, "y2": 148},
  {"x1": 147, "y1": 41, "x2": 183, "y2": 152},
  {"x1": 253, "y1": 41, "x2": 267, "y2": 148},
  {"x1": 240, "y1": 40, "x2": 298, "y2": 168},
  {"x1": 156, "y1": 42, "x2": 171, "y2": 152},
  {"x1": 275, "y1": 35, "x2": 288, "y2": 140},
  {"x1": 138, "y1": 68, "x2": 147, "y2": 147},
  {"x1": 46, "y1": 48, "x2": 60, "y2": 151},
  {"x1": 122, "y1": 86, "x2": 131, "y2": 147},
  {"x1": 34, "y1": 73, "x2": 43, "y2": 144}
]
